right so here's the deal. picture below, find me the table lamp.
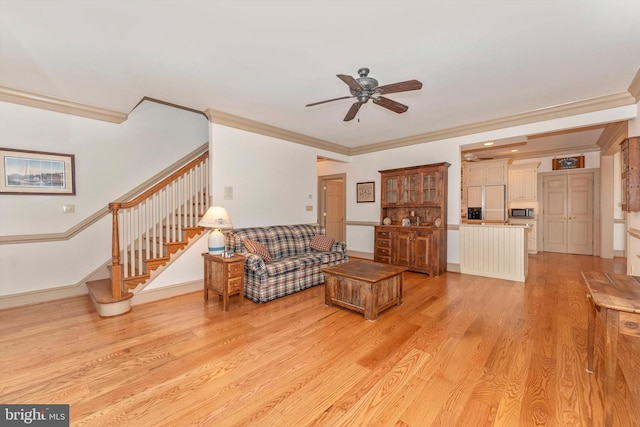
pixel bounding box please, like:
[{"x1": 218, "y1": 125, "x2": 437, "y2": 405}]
[{"x1": 198, "y1": 206, "x2": 233, "y2": 255}]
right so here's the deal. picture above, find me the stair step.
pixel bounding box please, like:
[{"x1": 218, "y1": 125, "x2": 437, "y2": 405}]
[
  {"x1": 87, "y1": 279, "x2": 133, "y2": 304},
  {"x1": 123, "y1": 274, "x2": 151, "y2": 290}
]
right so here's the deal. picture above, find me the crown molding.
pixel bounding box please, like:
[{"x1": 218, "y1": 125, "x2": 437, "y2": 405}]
[
  {"x1": 204, "y1": 108, "x2": 350, "y2": 155},
  {"x1": 597, "y1": 121, "x2": 628, "y2": 155},
  {"x1": 205, "y1": 91, "x2": 635, "y2": 157},
  {"x1": 628, "y1": 68, "x2": 640, "y2": 102},
  {"x1": 350, "y1": 91, "x2": 636, "y2": 155},
  {"x1": 0, "y1": 86, "x2": 128, "y2": 124},
  {"x1": 2, "y1": 79, "x2": 637, "y2": 156}
]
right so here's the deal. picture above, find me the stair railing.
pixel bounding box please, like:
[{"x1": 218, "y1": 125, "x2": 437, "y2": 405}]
[{"x1": 108, "y1": 152, "x2": 209, "y2": 299}]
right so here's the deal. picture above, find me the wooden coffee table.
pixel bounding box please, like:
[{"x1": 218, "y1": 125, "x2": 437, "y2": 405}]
[
  {"x1": 323, "y1": 259, "x2": 407, "y2": 321},
  {"x1": 582, "y1": 271, "x2": 640, "y2": 427}
]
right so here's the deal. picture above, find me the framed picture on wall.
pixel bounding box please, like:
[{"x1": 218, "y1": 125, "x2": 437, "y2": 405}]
[
  {"x1": 0, "y1": 148, "x2": 76, "y2": 195},
  {"x1": 552, "y1": 155, "x2": 584, "y2": 170},
  {"x1": 356, "y1": 181, "x2": 375, "y2": 203}
]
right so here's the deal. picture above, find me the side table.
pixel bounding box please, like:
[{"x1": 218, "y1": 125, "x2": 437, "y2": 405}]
[
  {"x1": 582, "y1": 271, "x2": 640, "y2": 427},
  {"x1": 202, "y1": 253, "x2": 245, "y2": 311}
]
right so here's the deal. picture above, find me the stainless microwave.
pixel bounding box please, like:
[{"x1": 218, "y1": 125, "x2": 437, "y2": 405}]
[{"x1": 510, "y1": 208, "x2": 534, "y2": 218}]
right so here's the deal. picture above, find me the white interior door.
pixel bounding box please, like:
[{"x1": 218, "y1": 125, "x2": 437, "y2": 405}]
[
  {"x1": 543, "y1": 175, "x2": 568, "y2": 253},
  {"x1": 567, "y1": 173, "x2": 593, "y2": 255},
  {"x1": 543, "y1": 172, "x2": 593, "y2": 254}
]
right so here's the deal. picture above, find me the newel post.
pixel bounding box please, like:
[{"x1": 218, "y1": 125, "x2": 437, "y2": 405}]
[{"x1": 109, "y1": 202, "x2": 123, "y2": 299}]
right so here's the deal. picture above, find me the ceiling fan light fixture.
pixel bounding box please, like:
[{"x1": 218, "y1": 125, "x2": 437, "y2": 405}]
[{"x1": 306, "y1": 67, "x2": 422, "y2": 121}]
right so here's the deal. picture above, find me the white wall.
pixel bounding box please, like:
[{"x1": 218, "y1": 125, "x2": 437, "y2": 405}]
[
  {"x1": 0, "y1": 101, "x2": 208, "y2": 297},
  {"x1": 208, "y1": 124, "x2": 331, "y2": 228}
]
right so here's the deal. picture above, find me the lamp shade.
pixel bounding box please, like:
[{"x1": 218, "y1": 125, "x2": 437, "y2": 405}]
[
  {"x1": 198, "y1": 206, "x2": 233, "y2": 255},
  {"x1": 198, "y1": 206, "x2": 233, "y2": 230}
]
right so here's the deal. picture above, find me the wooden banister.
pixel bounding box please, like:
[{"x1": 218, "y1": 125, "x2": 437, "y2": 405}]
[
  {"x1": 109, "y1": 152, "x2": 209, "y2": 299},
  {"x1": 109, "y1": 202, "x2": 123, "y2": 298},
  {"x1": 119, "y1": 152, "x2": 209, "y2": 209}
]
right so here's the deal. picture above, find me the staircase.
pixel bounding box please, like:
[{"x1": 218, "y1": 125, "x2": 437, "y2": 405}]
[{"x1": 87, "y1": 151, "x2": 209, "y2": 317}]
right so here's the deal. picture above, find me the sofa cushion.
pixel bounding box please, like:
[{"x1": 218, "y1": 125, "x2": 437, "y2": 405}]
[
  {"x1": 309, "y1": 235, "x2": 335, "y2": 252},
  {"x1": 269, "y1": 225, "x2": 300, "y2": 258},
  {"x1": 244, "y1": 238, "x2": 272, "y2": 262},
  {"x1": 292, "y1": 224, "x2": 321, "y2": 253},
  {"x1": 265, "y1": 258, "x2": 301, "y2": 276},
  {"x1": 293, "y1": 253, "x2": 324, "y2": 267},
  {"x1": 320, "y1": 251, "x2": 347, "y2": 264}
]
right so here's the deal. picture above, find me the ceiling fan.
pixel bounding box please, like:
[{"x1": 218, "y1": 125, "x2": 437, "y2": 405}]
[
  {"x1": 306, "y1": 68, "x2": 423, "y2": 121},
  {"x1": 462, "y1": 152, "x2": 494, "y2": 162}
]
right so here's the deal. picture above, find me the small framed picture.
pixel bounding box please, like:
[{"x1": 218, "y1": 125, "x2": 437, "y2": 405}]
[
  {"x1": 552, "y1": 155, "x2": 584, "y2": 170},
  {"x1": 0, "y1": 148, "x2": 76, "y2": 195},
  {"x1": 356, "y1": 181, "x2": 375, "y2": 203}
]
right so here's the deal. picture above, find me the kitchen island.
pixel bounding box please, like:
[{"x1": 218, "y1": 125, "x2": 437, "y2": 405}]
[{"x1": 459, "y1": 222, "x2": 531, "y2": 282}]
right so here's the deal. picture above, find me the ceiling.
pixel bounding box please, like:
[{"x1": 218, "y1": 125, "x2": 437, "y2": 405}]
[{"x1": 1, "y1": 1, "x2": 639, "y2": 156}]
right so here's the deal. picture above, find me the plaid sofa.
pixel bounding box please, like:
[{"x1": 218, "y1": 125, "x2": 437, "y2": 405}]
[{"x1": 226, "y1": 224, "x2": 348, "y2": 303}]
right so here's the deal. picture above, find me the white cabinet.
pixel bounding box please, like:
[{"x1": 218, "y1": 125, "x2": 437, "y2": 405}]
[
  {"x1": 467, "y1": 186, "x2": 482, "y2": 207},
  {"x1": 466, "y1": 159, "x2": 510, "y2": 187},
  {"x1": 510, "y1": 219, "x2": 537, "y2": 253},
  {"x1": 509, "y1": 162, "x2": 540, "y2": 201}
]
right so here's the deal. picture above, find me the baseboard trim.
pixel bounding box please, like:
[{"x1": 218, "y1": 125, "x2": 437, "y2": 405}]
[
  {"x1": 132, "y1": 280, "x2": 203, "y2": 306},
  {"x1": 346, "y1": 250, "x2": 373, "y2": 260},
  {"x1": 447, "y1": 263, "x2": 461, "y2": 273},
  {"x1": 0, "y1": 283, "x2": 87, "y2": 310},
  {"x1": 613, "y1": 250, "x2": 626, "y2": 258}
]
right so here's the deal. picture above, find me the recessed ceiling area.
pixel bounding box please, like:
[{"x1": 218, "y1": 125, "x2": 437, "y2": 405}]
[{"x1": 460, "y1": 125, "x2": 609, "y2": 161}]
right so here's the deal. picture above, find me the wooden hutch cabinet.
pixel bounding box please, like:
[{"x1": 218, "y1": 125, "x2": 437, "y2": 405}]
[
  {"x1": 621, "y1": 137, "x2": 640, "y2": 212},
  {"x1": 375, "y1": 162, "x2": 449, "y2": 276}
]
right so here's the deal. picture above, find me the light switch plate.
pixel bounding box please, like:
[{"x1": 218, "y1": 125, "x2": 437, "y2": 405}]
[
  {"x1": 63, "y1": 204, "x2": 75, "y2": 213},
  {"x1": 305, "y1": 205, "x2": 313, "y2": 211},
  {"x1": 224, "y1": 186, "x2": 233, "y2": 200}
]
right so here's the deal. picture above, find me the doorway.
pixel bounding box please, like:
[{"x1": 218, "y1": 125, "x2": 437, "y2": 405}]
[
  {"x1": 542, "y1": 170, "x2": 595, "y2": 255},
  {"x1": 318, "y1": 174, "x2": 346, "y2": 241}
]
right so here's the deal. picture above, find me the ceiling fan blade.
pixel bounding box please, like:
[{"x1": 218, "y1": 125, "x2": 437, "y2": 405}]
[
  {"x1": 306, "y1": 96, "x2": 354, "y2": 107},
  {"x1": 337, "y1": 74, "x2": 363, "y2": 91},
  {"x1": 377, "y1": 79, "x2": 423, "y2": 94},
  {"x1": 343, "y1": 102, "x2": 362, "y2": 121},
  {"x1": 373, "y1": 96, "x2": 408, "y2": 114}
]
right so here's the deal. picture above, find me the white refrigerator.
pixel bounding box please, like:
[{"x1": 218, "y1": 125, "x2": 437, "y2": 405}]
[{"x1": 467, "y1": 185, "x2": 506, "y2": 220}]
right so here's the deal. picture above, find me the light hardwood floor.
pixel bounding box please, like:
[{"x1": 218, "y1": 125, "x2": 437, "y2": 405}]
[{"x1": 1, "y1": 253, "x2": 638, "y2": 426}]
